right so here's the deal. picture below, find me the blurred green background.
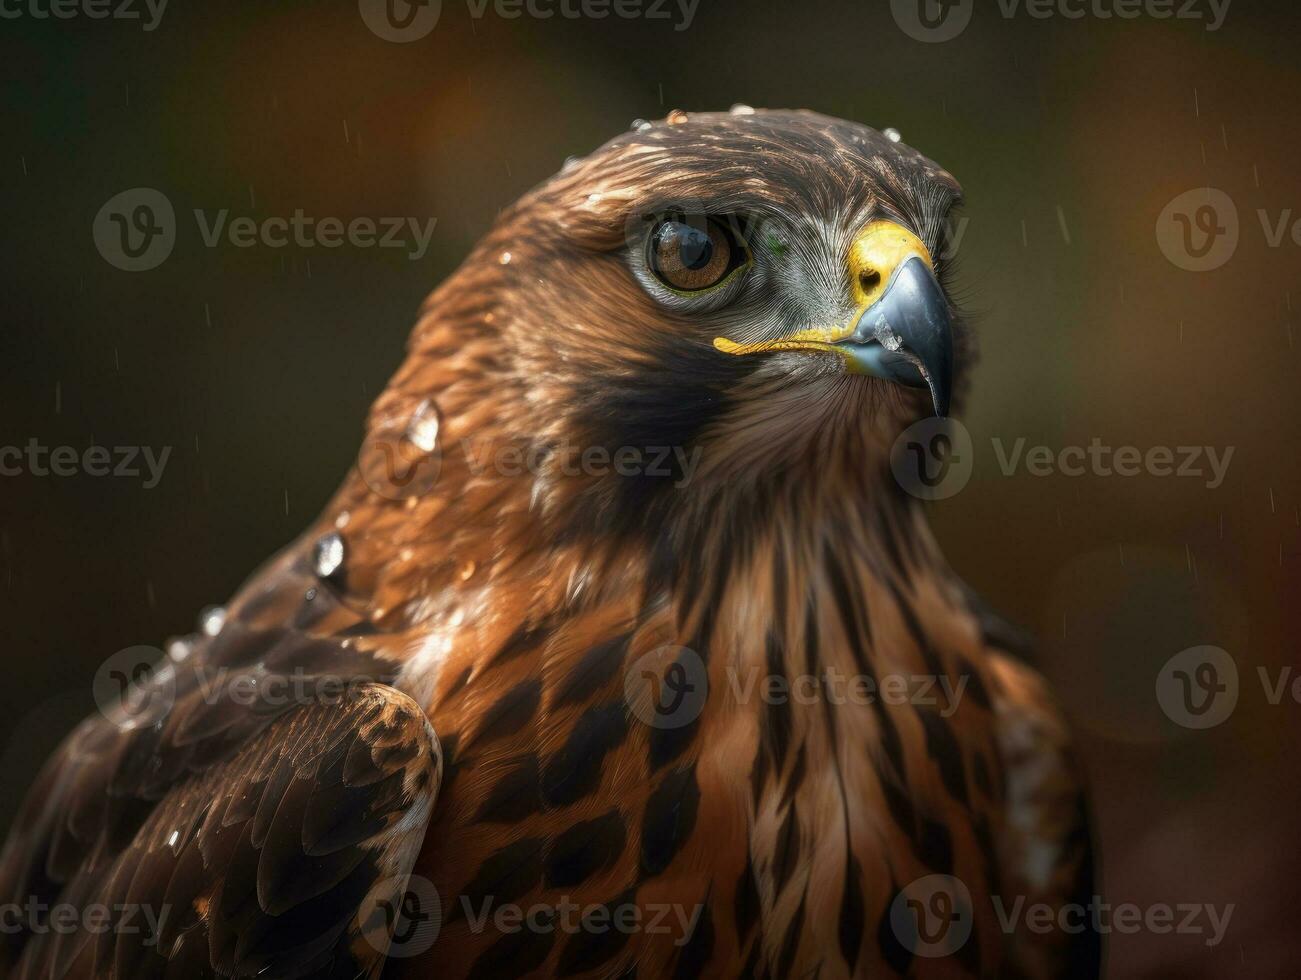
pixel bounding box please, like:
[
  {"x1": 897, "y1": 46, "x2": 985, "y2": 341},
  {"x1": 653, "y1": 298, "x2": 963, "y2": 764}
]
[{"x1": 1, "y1": 0, "x2": 1299, "y2": 975}]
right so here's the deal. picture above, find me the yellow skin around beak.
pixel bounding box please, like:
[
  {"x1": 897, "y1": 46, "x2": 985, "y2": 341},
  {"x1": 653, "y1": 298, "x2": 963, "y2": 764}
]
[{"x1": 713, "y1": 220, "x2": 935, "y2": 362}]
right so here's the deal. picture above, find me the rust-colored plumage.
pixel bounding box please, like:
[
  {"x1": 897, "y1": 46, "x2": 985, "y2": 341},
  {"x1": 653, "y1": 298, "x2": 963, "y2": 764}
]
[{"x1": 0, "y1": 109, "x2": 1097, "y2": 978}]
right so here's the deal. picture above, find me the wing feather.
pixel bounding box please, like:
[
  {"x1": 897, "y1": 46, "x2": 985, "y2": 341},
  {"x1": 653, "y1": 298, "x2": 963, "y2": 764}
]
[
  {"x1": 0, "y1": 546, "x2": 442, "y2": 980},
  {"x1": 988, "y1": 652, "x2": 1102, "y2": 980}
]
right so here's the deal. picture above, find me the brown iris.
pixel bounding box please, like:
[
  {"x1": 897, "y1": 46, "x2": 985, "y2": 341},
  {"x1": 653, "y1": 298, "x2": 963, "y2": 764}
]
[{"x1": 648, "y1": 216, "x2": 746, "y2": 292}]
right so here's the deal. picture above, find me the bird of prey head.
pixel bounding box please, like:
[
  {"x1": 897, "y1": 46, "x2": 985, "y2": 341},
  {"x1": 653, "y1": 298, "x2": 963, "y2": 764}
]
[{"x1": 394, "y1": 108, "x2": 969, "y2": 555}]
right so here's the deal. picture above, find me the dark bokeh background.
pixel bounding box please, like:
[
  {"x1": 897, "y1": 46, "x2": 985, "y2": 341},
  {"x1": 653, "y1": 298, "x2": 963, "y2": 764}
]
[{"x1": 2, "y1": 1, "x2": 1299, "y2": 975}]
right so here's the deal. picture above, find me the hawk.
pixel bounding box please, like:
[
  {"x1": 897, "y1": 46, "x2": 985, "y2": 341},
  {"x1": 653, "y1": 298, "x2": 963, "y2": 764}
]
[{"x1": 0, "y1": 108, "x2": 1099, "y2": 979}]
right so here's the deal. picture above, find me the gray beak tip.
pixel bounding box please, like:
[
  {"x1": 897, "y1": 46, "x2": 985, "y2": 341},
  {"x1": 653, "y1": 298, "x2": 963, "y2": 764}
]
[{"x1": 844, "y1": 256, "x2": 955, "y2": 419}]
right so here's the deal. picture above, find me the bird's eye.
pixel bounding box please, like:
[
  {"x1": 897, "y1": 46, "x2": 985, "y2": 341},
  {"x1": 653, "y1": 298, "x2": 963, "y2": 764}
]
[{"x1": 647, "y1": 216, "x2": 749, "y2": 293}]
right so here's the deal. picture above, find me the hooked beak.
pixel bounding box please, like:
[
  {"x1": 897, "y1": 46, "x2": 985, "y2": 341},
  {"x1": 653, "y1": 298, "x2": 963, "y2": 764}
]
[{"x1": 713, "y1": 221, "x2": 955, "y2": 417}]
